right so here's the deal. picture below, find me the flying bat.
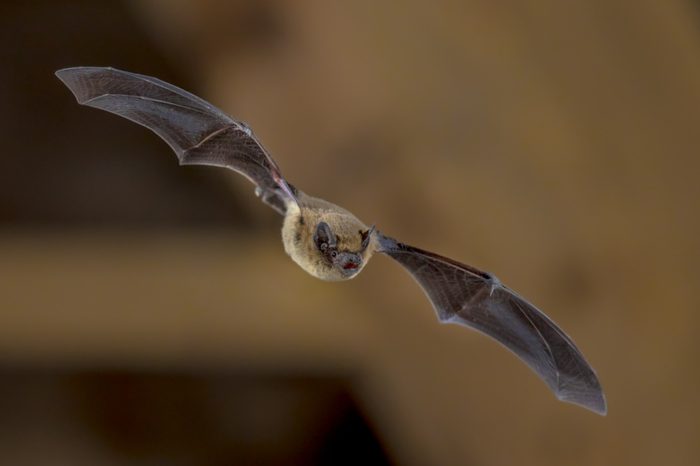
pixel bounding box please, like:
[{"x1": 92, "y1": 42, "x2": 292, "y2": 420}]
[{"x1": 55, "y1": 66, "x2": 606, "y2": 415}]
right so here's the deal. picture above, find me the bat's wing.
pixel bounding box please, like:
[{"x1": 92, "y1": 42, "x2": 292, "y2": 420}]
[
  {"x1": 55, "y1": 66, "x2": 297, "y2": 214},
  {"x1": 377, "y1": 234, "x2": 606, "y2": 415}
]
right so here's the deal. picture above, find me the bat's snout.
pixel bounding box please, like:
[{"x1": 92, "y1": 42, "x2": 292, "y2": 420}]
[{"x1": 337, "y1": 252, "x2": 362, "y2": 276}]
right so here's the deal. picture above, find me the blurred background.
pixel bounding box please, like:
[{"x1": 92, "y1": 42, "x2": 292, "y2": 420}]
[{"x1": 1, "y1": 0, "x2": 699, "y2": 465}]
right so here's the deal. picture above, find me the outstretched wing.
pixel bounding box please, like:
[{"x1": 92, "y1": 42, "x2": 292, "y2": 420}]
[
  {"x1": 378, "y1": 234, "x2": 606, "y2": 415},
  {"x1": 55, "y1": 66, "x2": 296, "y2": 214}
]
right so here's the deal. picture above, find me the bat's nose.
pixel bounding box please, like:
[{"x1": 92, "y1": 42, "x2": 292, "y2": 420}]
[{"x1": 339, "y1": 253, "x2": 362, "y2": 272}]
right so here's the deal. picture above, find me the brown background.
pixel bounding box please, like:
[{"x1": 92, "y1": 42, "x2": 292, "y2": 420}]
[{"x1": 1, "y1": 1, "x2": 699, "y2": 465}]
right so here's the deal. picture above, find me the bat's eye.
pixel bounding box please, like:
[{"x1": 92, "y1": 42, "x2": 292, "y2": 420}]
[{"x1": 331, "y1": 251, "x2": 337, "y2": 258}]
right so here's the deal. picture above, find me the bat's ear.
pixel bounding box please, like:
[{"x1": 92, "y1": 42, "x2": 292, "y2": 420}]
[
  {"x1": 360, "y1": 225, "x2": 376, "y2": 251},
  {"x1": 313, "y1": 222, "x2": 336, "y2": 251}
]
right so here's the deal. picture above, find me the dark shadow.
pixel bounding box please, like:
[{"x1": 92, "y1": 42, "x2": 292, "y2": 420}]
[{"x1": 0, "y1": 367, "x2": 392, "y2": 466}]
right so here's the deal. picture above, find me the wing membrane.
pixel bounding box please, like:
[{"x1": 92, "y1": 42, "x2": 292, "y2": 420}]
[
  {"x1": 379, "y1": 235, "x2": 606, "y2": 415},
  {"x1": 55, "y1": 66, "x2": 295, "y2": 212}
]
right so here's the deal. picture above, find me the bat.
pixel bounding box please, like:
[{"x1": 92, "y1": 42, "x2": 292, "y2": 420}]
[{"x1": 55, "y1": 66, "x2": 607, "y2": 415}]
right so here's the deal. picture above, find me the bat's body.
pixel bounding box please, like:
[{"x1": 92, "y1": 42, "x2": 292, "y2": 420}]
[
  {"x1": 282, "y1": 193, "x2": 375, "y2": 281},
  {"x1": 56, "y1": 67, "x2": 607, "y2": 415}
]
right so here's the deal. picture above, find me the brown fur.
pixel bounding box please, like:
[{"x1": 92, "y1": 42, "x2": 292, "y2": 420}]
[{"x1": 282, "y1": 191, "x2": 377, "y2": 281}]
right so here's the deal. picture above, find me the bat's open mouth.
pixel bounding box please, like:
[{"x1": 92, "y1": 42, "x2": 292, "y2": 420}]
[{"x1": 343, "y1": 261, "x2": 359, "y2": 270}]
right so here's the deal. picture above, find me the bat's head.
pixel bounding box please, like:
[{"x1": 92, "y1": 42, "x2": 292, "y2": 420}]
[{"x1": 313, "y1": 222, "x2": 375, "y2": 279}]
